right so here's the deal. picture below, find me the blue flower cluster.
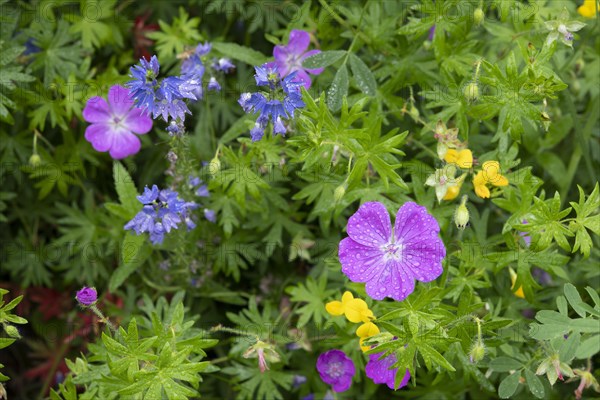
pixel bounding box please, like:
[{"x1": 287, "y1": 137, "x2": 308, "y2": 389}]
[
  {"x1": 127, "y1": 44, "x2": 234, "y2": 126},
  {"x1": 188, "y1": 176, "x2": 217, "y2": 223},
  {"x1": 238, "y1": 63, "x2": 305, "y2": 142},
  {"x1": 124, "y1": 185, "x2": 199, "y2": 244}
]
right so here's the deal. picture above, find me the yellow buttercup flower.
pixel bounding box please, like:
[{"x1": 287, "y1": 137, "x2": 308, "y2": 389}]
[
  {"x1": 509, "y1": 268, "x2": 525, "y2": 299},
  {"x1": 444, "y1": 148, "x2": 473, "y2": 169},
  {"x1": 443, "y1": 174, "x2": 466, "y2": 200},
  {"x1": 325, "y1": 291, "x2": 374, "y2": 323},
  {"x1": 356, "y1": 321, "x2": 380, "y2": 352},
  {"x1": 473, "y1": 161, "x2": 509, "y2": 199},
  {"x1": 578, "y1": 0, "x2": 599, "y2": 18}
]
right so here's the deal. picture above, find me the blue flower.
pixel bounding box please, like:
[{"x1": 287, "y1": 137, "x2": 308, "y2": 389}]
[
  {"x1": 208, "y1": 77, "x2": 221, "y2": 91},
  {"x1": 188, "y1": 176, "x2": 210, "y2": 198},
  {"x1": 138, "y1": 184, "x2": 159, "y2": 203},
  {"x1": 204, "y1": 209, "x2": 216, "y2": 223},
  {"x1": 125, "y1": 186, "x2": 198, "y2": 244},
  {"x1": 178, "y1": 74, "x2": 204, "y2": 101},
  {"x1": 212, "y1": 57, "x2": 235, "y2": 73},
  {"x1": 238, "y1": 63, "x2": 305, "y2": 141},
  {"x1": 127, "y1": 55, "x2": 160, "y2": 116},
  {"x1": 181, "y1": 42, "x2": 211, "y2": 76}
]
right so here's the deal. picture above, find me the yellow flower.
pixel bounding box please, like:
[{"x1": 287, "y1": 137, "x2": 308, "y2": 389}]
[
  {"x1": 473, "y1": 161, "x2": 509, "y2": 199},
  {"x1": 444, "y1": 149, "x2": 473, "y2": 169},
  {"x1": 325, "y1": 291, "x2": 374, "y2": 323},
  {"x1": 509, "y1": 268, "x2": 525, "y2": 299},
  {"x1": 443, "y1": 174, "x2": 466, "y2": 200},
  {"x1": 481, "y1": 161, "x2": 509, "y2": 186},
  {"x1": 356, "y1": 321, "x2": 380, "y2": 352},
  {"x1": 578, "y1": 0, "x2": 599, "y2": 18}
]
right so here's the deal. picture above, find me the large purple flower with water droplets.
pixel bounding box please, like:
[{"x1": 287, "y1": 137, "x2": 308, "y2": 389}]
[
  {"x1": 365, "y1": 352, "x2": 410, "y2": 390},
  {"x1": 339, "y1": 202, "x2": 446, "y2": 301},
  {"x1": 272, "y1": 30, "x2": 324, "y2": 89},
  {"x1": 316, "y1": 350, "x2": 355, "y2": 392},
  {"x1": 83, "y1": 85, "x2": 153, "y2": 159}
]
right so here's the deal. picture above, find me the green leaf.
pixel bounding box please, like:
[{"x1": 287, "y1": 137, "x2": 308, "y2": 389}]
[
  {"x1": 524, "y1": 368, "x2": 545, "y2": 399},
  {"x1": 146, "y1": 7, "x2": 202, "y2": 60},
  {"x1": 490, "y1": 356, "x2": 522, "y2": 372},
  {"x1": 302, "y1": 50, "x2": 346, "y2": 69},
  {"x1": 327, "y1": 64, "x2": 349, "y2": 112},
  {"x1": 212, "y1": 42, "x2": 268, "y2": 67},
  {"x1": 113, "y1": 162, "x2": 139, "y2": 219},
  {"x1": 417, "y1": 343, "x2": 455, "y2": 372},
  {"x1": 286, "y1": 274, "x2": 334, "y2": 328},
  {"x1": 563, "y1": 283, "x2": 587, "y2": 317},
  {"x1": 349, "y1": 53, "x2": 377, "y2": 96},
  {"x1": 109, "y1": 233, "x2": 148, "y2": 292},
  {"x1": 575, "y1": 334, "x2": 600, "y2": 359},
  {"x1": 498, "y1": 371, "x2": 521, "y2": 398},
  {"x1": 559, "y1": 331, "x2": 580, "y2": 362}
]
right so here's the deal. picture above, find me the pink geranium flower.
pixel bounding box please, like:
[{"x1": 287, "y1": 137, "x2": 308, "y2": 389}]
[
  {"x1": 82, "y1": 85, "x2": 153, "y2": 159},
  {"x1": 272, "y1": 30, "x2": 324, "y2": 89}
]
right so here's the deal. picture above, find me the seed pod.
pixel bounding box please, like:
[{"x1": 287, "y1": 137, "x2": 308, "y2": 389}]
[
  {"x1": 464, "y1": 82, "x2": 479, "y2": 103},
  {"x1": 454, "y1": 195, "x2": 470, "y2": 229},
  {"x1": 474, "y1": 8, "x2": 485, "y2": 26},
  {"x1": 469, "y1": 340, "x2": 486, "y2": 363},
  {"x1": 334, "y1": 184, "x2": 346, "y2": 202},
  {"x1": 29, "y1": 153, "x2": 41, "y2": 167}
]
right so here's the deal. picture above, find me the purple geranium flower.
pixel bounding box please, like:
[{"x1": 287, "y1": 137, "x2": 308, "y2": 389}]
[
  {"x1": 339, "y1": 202, "x2": 446, "y2": 301},
  {"x1": 316, "y1": 350, "x2": 355, "y2": 392},
  {"x1": 519, "y1": 219, "x2": 531, "y2": 247},
  {"x1": 272, "y1": 30, "x2": 324, "y2": 89},
  {"x1": 83, "y1": 85, "x2": 153, "y2": 159},
  {"x1": 75, "y1": 287, "x2": 97, "y2": 306},
  {"x1": 365, "y1": 352, "x2": 410, "y2": 390}
]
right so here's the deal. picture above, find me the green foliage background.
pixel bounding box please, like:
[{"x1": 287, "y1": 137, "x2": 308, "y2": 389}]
[{"x1": 0, "y1": 0, "x2": 598, "y2": 399}]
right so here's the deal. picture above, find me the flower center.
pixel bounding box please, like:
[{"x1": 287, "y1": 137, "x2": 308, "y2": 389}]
[
  {"x1": 382, "y1": 240, "x2": 404, "y2": 261},
  {"x1": 286, "y1": 54, "x2": 301, "y2": 70},
  {"x1": 327, "y1": 362, "x2": 344, "y2": 378}
]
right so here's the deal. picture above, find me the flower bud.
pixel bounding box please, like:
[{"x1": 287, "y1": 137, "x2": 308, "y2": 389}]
[
  {"x1": 209, "y1": 155, "x2": 221, "y2": 178},
  {"x1": 29, "y1": 153, "x2": 41, "y2": 167},
  {"x1": 463, "y1": 82, "x2": 479, "y2": 102},
  {"x1": 474, "y1": 8, "x2": 485, "y2": 26},
  {"x1": 3, "y1": 324, "x2": 20, "y2": 339},
  {"x1": 409, "y1": 104, "x2": 420, "y2": 120},
  {"x1": 76, "y1": 286, "x2": 97, "y2": 306},
  {"x1": 454, "y1": 195, "x2": 470, "y2": 229},
  {"x1": 334, "y1": 184, "x2": 346, "y2": 202},
  {"x1": 469, "y1": 340, "x2": 486, "y2": 363},
  {"x1": 437, "y1": 142, "x2": 448, "y2": 160}
]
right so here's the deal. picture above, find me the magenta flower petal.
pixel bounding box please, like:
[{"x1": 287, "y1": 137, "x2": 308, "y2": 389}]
[
  {"x1": 394, "y1": 202, "x2": 440, "y2": 242},
  {"x1": 107, "y1": 84, "x2": 135, "y2": 116},
  {"x1": 301, "y1": 49, "x2": 325, "y2": 74},
  {"x1": 273, "y1": 46, "x2": 292, "y2": 76},
  {"x1": 272, "y1": 29, "x2": 323, "y2": 89},
  {"x1": 365, "y1": 352, "x2": 410, "y2": 390},
  {"x1": 365, "y1": 259, "x2": 415, "y2": 301},
  {"x1": 339, "y1": 237, "x2": 386, "y2": 282},
  {"x1": 82, "y1": 84, "x2": 153, "y2": 159},
  {"x1": 347, "y1": 202, "x2": 392, "y2": 247},
  {"x1": 82, "y1": 97, "x2": 110, "y2": 123},
  {"x1": 85, "y1": 124, "x2": 113, "y2": 152},
  {"x1": 292, "y1": 69, "x2": 313, "y2": 89},
  {"x1": 316, "y1": 350, "x2": 355, "y2": 393},
  {"x1": 124, "y1": 108, "x2": 153, "y2": 134},
  {"x1": 286, "y1": 29, "x2": 311, "y2": 54},
  {"x1": 108, "y1": 130, "x2": 141, "y2": 159},
  {"x1": 339, "y1": 201, "x2": 446, "y2": 301},
  {"x1": 75, "y1": 287, "x2": 97, "y2": 306}
]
